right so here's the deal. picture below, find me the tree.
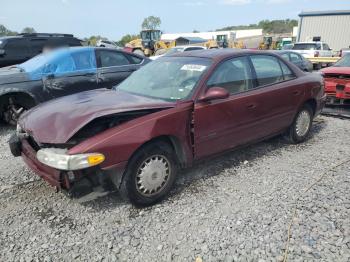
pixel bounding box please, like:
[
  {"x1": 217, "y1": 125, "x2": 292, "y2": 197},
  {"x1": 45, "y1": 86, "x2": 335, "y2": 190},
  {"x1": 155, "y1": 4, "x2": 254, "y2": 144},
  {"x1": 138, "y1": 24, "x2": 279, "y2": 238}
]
[
  {"x1": 193, "y1": 30, "x2": 200, "y2": 33},
  {"x1": 117, "y1": 34, "x2": 139, "y2": 47},
  {"x1": 21, "y1": 27, "x2": 36, "y2": 34},
  {"x1": 0, "y1": 24, "x2": 18, "y2": 36},
  {"x1": 216, "y1": 19, "x2": 298, "y2": 34},
  {"x1": 84, "y1": 35, "x2": 108, "y2": 46},
  {"x1": 141, "y1": 16, "x2": 161, "y2": 30}
]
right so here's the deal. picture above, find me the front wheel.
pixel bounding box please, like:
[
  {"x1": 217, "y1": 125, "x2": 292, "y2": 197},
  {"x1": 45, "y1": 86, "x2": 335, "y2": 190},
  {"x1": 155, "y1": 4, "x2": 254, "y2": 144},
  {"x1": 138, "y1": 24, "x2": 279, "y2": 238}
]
[
  {"x1": 2, "y1": 97, "x2": 27, "y2": 126},
  {"x1": 285, "y1": 104, "x2": 313, "y2": 144},
  {"x1": 119, "y1": 142, "x2": 178, "y2": 206}
]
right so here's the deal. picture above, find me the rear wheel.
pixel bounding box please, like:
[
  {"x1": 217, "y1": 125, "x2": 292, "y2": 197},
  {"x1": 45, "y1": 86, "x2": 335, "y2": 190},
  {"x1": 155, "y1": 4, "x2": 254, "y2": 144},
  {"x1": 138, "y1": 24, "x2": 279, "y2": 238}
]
[
  {"x1": 285, "y1": 104, "x2": 313, "y2": 144},
  {"x1": 119, "y1": 141, "x2": 178, "y2": 206}
]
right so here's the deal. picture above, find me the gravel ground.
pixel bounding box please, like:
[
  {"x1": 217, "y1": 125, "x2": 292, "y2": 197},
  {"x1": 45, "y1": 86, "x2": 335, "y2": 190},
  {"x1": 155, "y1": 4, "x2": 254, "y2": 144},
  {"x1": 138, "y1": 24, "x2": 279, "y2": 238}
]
[{"x1": 0, "y1": 116, "x2": 349, "y2": 262}]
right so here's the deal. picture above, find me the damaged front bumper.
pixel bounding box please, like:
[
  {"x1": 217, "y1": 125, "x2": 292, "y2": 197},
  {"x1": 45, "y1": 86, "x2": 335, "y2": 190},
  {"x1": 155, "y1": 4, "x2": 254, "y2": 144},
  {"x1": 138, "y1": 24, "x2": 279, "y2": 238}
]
[{"x1": 9, "y1": 134, "x2": 127, "y2": 199}]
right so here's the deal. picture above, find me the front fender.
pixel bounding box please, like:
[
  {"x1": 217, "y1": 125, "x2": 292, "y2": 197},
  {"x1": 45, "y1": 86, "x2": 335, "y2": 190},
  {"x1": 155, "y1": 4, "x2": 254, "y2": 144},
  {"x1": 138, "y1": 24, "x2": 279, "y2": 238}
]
[{"x1": 68, "y1": 102, "x2": 194, "y2": 169}]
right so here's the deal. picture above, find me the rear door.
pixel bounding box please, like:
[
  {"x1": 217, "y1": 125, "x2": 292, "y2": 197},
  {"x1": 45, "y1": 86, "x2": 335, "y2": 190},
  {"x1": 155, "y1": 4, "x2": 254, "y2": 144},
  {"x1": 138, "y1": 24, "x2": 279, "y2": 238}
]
[
  {"x1": 247, "y1": 54, "x2": 304, "y2": 135},
  {"x1": 96, "y1": 49, "x2": 142, "y2": 89},
  {"x1": 42, "y1": 48, "x2": 98, "y2": 98}
]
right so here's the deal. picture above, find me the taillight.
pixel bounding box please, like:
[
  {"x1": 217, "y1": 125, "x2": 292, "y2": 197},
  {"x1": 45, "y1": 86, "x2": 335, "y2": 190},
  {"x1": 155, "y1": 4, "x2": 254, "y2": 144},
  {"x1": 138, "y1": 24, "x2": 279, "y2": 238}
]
[{"x1": 314, "y1": 51, "x2": 319, "y2": 57}]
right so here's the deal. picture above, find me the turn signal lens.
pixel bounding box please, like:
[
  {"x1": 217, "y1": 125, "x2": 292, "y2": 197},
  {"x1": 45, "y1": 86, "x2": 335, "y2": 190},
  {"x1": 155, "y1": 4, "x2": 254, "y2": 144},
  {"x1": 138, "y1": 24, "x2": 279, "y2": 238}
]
[
  {"x1": 87, "y1": 154, "x2": 105, "y2": 166},
  {"x1": 37, "y1": 148, "x2": 105, "y2": 171}
]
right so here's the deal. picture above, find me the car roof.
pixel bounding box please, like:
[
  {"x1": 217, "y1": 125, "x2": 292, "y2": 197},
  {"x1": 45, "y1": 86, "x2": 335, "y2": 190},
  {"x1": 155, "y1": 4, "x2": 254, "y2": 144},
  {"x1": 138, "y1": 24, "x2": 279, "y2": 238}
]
[
  {"x1": 173, "y1": 45, "x2": 206, "y2": 49},
  {"x1": 0, "y1": 36, "x2": 22, "y2": 41},
  {"x1": 294, "y1": 42, "x2": 323, "y2": 44},
  {"x1": 171, "y1": 48, "x2": 279, "y2": 62},
  {"x1": 271, "y1": 50, "x2": 302, "y2": 55}
]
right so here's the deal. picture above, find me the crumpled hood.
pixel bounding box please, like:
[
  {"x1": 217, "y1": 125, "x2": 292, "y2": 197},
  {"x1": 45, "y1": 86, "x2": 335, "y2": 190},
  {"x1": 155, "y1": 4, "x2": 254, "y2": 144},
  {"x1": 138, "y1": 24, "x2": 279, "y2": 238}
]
[
  {"x1": 19, "y1": 89, "x2": 175, "y2": 144},
  {"x1": 0, "y1": 67, "x2": 30, "y2": 85}
]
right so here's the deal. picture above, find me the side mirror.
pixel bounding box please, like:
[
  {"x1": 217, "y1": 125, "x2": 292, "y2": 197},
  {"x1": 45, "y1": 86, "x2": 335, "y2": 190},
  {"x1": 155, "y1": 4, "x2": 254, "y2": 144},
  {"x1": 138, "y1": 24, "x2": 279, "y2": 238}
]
[
  {"x1": 198, "y1": 87, "x2": 229, "y2": 102},
  {"x1": 0, "y1": 49, "x2": 5, "y2": 56}
]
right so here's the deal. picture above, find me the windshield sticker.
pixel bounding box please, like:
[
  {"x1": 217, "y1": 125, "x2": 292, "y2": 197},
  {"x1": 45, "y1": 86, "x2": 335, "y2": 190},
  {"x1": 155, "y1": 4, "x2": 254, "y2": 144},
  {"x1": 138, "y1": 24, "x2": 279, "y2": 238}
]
[{"x1": 181, "y1": 64, "x2": 207, "y2": 72}]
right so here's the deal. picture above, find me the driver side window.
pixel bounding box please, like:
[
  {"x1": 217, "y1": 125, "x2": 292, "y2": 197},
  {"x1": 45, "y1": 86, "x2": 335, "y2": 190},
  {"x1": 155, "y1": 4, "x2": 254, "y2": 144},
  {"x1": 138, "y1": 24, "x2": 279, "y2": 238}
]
[
  {"x1": 207, "y1": 56, "x2": 254, "y2": 95},
  {"x1": 45, "y1": 54, "x2": 76, "y2": 75}
]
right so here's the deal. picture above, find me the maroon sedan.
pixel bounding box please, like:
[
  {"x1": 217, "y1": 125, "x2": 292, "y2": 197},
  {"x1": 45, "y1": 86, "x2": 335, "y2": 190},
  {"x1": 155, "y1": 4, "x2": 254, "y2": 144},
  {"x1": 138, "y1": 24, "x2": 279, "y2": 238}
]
[{"x1": 10, "y1": 49, "x2": 326, "y2": 206}]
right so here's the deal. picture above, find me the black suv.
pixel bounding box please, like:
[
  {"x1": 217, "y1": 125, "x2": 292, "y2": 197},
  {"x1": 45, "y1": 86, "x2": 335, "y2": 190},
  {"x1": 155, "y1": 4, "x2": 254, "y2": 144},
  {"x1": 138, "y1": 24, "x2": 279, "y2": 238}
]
[{"x1": 0, "y1": 33, "x2": 82, "y2": 68}]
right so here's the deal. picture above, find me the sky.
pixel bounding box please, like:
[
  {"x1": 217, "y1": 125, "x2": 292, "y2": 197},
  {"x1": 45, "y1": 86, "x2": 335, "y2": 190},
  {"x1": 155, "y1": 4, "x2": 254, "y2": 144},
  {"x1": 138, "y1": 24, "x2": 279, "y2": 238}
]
[{"x1": 1, "y1": 0, "x2": 350, "y2": 40}]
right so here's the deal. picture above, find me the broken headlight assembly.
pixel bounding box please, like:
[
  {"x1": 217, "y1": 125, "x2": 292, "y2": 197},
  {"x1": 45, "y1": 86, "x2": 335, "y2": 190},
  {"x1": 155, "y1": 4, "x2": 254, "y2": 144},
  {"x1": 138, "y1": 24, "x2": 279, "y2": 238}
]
[{"x1": 37, "y1": 148, "x2": 105, "y2": 171}]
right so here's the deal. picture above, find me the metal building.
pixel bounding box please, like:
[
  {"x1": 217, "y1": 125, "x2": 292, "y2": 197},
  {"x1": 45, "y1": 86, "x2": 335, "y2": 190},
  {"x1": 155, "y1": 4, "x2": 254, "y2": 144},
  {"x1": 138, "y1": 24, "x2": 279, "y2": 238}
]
[{"x1": 297, "y1": 10, "x2": 350, "y2": 51}]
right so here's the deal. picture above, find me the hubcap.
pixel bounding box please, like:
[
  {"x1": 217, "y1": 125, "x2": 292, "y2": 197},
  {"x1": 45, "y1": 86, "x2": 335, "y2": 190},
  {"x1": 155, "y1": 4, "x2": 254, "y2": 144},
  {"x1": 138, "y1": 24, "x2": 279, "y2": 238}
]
[
  {"x1": 295, "y1": 110, "x2": 311, "y2": 137},
  {"x1": 136, "y1": 155, "x2": 171, "y2": 196}
]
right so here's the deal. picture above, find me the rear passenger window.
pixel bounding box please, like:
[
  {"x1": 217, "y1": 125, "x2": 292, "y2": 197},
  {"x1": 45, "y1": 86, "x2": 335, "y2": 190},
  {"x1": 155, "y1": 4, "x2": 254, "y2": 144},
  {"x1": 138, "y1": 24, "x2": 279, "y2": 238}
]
[
  {"x1": 127, "y1": 54, "x2": 143, "y2": 64},
  {"x1": 250, "y1": 55, "x2": 284, "y2": 86},
  {"x1": 207, "y1": 56, "x2": 254, "y2": 94},
  {"x1": 99, "y1": 50, "x2": 130, "y2": 67},
  {"x1": 279, "y1": 61, "x2": 295, "y2": 80}
]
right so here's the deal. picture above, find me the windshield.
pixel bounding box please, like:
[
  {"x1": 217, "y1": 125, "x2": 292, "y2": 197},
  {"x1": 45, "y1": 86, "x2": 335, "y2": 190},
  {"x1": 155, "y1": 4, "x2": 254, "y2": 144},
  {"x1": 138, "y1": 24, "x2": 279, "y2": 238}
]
[
  {"x1": 334, "y1": 54, "x2": 350, "y2": 67},
  {"x1": 141, "y1": 31, "x2": 161, "y2": 41},
  {"x1": 117, "y1": 57, "x2": 212, "y2": 101},
  {"x1": 293, "y1": 43, "x2": 320, "y2": 50},
  {"x1": 282, "y1": 44, "x2": 294, "y2": 50}
]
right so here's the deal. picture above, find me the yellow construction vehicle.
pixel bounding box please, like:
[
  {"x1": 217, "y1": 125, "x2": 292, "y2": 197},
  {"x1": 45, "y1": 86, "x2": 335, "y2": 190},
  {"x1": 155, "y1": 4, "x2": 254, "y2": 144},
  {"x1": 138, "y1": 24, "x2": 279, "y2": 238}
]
[
  {"x1": 216, "y1": 34, "x2": 244, "y2": 49},
  {"x1": 125, "y1": 29, "x2": 175, "y2": 57}
]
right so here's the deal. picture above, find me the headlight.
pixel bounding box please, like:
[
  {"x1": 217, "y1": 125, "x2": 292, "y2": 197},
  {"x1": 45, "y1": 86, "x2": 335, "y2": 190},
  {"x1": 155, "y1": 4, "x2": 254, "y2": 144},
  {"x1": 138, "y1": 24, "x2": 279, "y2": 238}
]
[{"x1": 37, "y1": 148, "x2": 105, "y2": 171}]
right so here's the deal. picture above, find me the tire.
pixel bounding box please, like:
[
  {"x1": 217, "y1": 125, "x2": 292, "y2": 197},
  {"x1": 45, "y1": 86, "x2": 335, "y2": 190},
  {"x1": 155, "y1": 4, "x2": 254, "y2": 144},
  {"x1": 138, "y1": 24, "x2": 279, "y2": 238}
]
[
  {"x1": 133, "y1": 49, "x2": 145, "y2": 57},
  {"x1": 1, "y1": 96, "x2": 29, "y2": 126},
  {"x1": 285, "y1": 104, "x2": 313, "y2": 144},
  {"x1": 119, "y1": 141, "x2": 178, "y2": 206}
]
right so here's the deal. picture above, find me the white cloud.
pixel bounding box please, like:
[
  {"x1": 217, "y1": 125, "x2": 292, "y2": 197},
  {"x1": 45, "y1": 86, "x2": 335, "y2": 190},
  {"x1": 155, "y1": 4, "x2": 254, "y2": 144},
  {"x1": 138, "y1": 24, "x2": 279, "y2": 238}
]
[
  {"x1": 221, "y1": 0, "x2": 251, "y2": 5},
  {"x1": 61, "y1": 0, "x2": 69, "y2": 4}
]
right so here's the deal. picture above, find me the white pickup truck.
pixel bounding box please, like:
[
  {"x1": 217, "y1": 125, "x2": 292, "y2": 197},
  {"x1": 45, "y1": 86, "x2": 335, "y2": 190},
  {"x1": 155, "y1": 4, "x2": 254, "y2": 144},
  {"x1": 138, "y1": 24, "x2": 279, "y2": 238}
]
[{"x1": 292, "y1": 42, "x2": 333, "y2": 69}]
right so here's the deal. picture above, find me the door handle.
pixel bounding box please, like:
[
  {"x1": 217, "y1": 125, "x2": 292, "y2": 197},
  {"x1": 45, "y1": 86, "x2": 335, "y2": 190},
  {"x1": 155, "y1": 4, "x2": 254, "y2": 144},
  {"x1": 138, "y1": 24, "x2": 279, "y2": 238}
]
[{"x1": 246, "y1": 103, "x2": 257, "y2": 109}]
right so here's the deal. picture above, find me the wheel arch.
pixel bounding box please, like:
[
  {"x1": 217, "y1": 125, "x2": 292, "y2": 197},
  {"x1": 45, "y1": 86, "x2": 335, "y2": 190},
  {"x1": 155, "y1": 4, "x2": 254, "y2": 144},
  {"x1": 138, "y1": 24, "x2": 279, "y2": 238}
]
[
  {"x1": 0, "y1": 91, "x2": 37, "y2": 110},
  {"x1": 303, "y1": 98, "x2": 317, "y2": 116},
  {"x1": 133, "y1": 135, "x2": 187, "y2": 168}
]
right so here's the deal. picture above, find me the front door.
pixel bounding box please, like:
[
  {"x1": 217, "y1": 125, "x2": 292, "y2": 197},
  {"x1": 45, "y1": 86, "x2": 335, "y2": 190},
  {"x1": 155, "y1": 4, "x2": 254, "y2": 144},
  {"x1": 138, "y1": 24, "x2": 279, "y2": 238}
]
[{"x1": 194, "y1": 56, "x2": 262, "y2": 159}]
